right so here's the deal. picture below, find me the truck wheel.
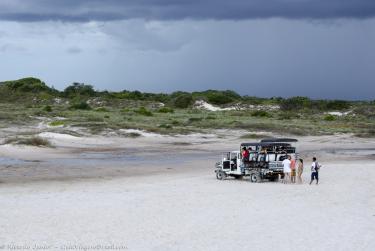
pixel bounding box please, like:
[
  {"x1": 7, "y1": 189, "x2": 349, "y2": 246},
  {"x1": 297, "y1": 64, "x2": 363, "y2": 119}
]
[
  {"x1": 216, "y1": 171, "x2": 226, "y2": 180},
  {"x1": 269, "y1": 175, "x2": 279, "y2": 182},
  {"x1": 250, "y1": 173, "x2": 261, "y2": 183}
]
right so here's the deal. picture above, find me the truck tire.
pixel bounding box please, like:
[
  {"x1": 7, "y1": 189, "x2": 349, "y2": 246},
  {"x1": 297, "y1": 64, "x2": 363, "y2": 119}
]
[
  {"x1": 216, "y1": 171, "x2": 226, "y2": 180},
  {"x1": 250, "y1": 172, "x2": 261, "y2": 183},
  {"x1": 269, "y1": 175, "x2": 280, "y2": 182}
]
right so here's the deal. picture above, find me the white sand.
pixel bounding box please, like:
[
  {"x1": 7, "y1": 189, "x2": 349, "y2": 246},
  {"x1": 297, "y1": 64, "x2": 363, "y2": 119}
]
[
  {"x1": 0, "y1": 160, "x2": 374, "y2": 250},
  {"x1": 0, "y1": 133, "x2": 374, "y2": 250},
  {"x1": 327, "y1": 111, "x2": 351, "y2": 116},
  {"x1": 194, "y1": 100, "x2": 239, "y2": 111}
]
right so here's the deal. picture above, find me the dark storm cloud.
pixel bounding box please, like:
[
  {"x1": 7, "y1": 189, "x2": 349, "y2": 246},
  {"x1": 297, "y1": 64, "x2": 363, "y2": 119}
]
[{"x1": 0, "y1": 0, "x2": 374, "y2": 22}]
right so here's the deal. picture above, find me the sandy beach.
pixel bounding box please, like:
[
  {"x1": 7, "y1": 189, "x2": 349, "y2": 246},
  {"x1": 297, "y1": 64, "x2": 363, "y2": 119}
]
[{"x1": 1, "y1": 131, "x2": 375, "y2": 250}]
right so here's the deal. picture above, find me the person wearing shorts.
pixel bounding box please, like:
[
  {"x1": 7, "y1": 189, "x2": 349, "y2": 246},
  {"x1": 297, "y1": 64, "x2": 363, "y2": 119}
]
[
  {"x1": 282, "y1": 155, "x2": 292, "y2": 184},
  {"x1": 310, "y1": 157, "x2": 321, "y2": 185}
]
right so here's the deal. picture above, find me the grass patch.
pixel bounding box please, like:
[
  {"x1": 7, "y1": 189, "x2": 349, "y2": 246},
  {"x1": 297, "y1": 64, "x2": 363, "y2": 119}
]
[
  {"x1": 251, "y1": 110, "x2": 272, "y2": 117},
  {"x1": 240, "y1": 133, "x2": 272, "y2": 139},
  {"x1": 95, "y1": 107, "x2": 109, "y2": 112},
  {"x1": 188, "y1": 117, "x2": 203, "y2": 123},
  {"x1": 69, "y1": 102, "x2": 91, "y2": 110},
  {"x1": 159, "y1": 124, "x2": 173, "y2": 129},
  {"x1": 49, "y1": 120, "x2": 65, "y2": 127},
  {"x1": 135, "y1": 107, "x2": 153, "y2": 116},
  {"x1": 157, "y1": 107, "x2": 174, "y2": 113}
]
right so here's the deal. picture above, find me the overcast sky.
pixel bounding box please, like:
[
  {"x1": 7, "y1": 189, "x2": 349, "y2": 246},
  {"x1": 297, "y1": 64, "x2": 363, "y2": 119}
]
[{"x1": 0, "y1": 0, "x2": 374, "y2": 100}]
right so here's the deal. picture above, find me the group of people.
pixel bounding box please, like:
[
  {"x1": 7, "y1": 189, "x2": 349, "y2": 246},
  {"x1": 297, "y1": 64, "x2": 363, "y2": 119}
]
[
  {"x1": 240, "y1": 146, "x2": 322, "y2": 184},
  {"x1": 282, "y1": 156, "x2": 321, "y2": 184}
]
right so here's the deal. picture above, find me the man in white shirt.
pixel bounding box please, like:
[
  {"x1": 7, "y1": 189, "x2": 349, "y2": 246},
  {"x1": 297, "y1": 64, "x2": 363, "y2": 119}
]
[
  {"x1": 282, "y1": 155, "x2": 292, "y2": 183},
  {"x1": 310, "y1": 157, "x2": 321, "y2": 185}
]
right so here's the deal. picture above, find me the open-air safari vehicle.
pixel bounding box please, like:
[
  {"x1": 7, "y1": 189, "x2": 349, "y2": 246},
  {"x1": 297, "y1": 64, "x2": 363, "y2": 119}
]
[{"x1": 215, "y1": 138, "x2": 298, "y2": 182}]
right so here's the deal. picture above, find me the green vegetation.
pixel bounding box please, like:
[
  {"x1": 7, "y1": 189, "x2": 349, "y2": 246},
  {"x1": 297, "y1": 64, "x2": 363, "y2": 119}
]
[
  {"x1": 324, "y1": 114, "x2": 337, "y2": 121},
  {"x1": 69, "y1": 101, "x2": 91, "y2": 110},
  {"x1": 280, "y1": 96, "x2": 351, "y2": 111},
  {"x1": 4, "y1": 136, "x2": 51, "y2": 147},
  {"x1": 157, "y1": 107, "x2": 174, "y2": 113},
  {"x1": 2, "y1": 77, "x2": 55, "y2": 93},
  {"x1": 49, "y1": 121, "x2": 65, "y2": 127},
  {"x1": 240, "y1": 133, "x2": 272, "y2": 139},
  {"x1": 172, "y1": 93, "x2": 193, "y2": 108},
  {"x1": 0, "y1": 77, "x2": 374, "y2": 137},
  {"x1": 135, "y1": 107, "x2": 153, "y2": 116},
  {"x1": 251, "y1": 110, "x2": 272, "y2": 118},
  {"x1": 43, "y1": 105, "x2": 52, "y2": 112},
  {"x1": 95, "y1": 107, "x2": 109, "y2": 112}
]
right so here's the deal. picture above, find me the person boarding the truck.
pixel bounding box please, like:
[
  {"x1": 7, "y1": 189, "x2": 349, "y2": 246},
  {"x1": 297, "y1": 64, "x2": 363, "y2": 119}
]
[{"x1": 241, "y1": 147, "x2": 249, "y2": 174}]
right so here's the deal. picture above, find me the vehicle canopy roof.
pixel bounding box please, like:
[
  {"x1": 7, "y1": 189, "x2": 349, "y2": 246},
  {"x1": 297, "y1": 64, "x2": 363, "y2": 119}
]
[
  {"x1": 240, "y1": 142, "x2": 292, "y2": 147},
  {"x1": 260, "y1": 138, "x2": 298, "y2": 143}
]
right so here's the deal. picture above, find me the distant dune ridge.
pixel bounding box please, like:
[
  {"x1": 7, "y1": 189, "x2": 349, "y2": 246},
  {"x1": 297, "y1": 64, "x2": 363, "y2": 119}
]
[{"x1": 0, "y1": 77, "x2": 374, "y2": 137}]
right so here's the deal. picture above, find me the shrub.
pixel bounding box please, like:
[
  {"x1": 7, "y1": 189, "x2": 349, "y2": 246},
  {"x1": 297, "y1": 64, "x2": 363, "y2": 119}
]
[
  {"x1": 18, "y1": 137, "x2": 51, "y2": 147},
  {"x1": 242, "y1": 96, "x2": 266, "y2": 105},
  {"x1": 193, "y1": 90, "x2": 241, "y2": 105},
  {"x1": 157, "y1": 107, "x2": 174, "y2": 113},
  {"x1": 324, "y1": 114, "x2": 337, "y2": 121},
  {"x1": 63, "y1": 83, "x2": 96, "y2": 97},
  {"x1": 206, "y1": 92, "x2": 235, "y2": 105},
  {"x1": 171, "y1": 120, "x2": 180, "y2": 125},
  {"x1": 172, "y1": 93, "x2": 193, "y2": 108},
  {"x1": 280, "y1": 97, "x2": 311, "y2": 111},
  {"x1": 43, "y1": 105, "x2": 52, "y2": 112},
  {"x1": 250, "y1": 110, "x2": 271, "y2": 117},
  {"x1": 3, "y1": 77, "x2": 54, "y2": 93},
  {"x1": 69, "y1": 101, "x2": 91, "y2": 110},
  {"x1": 135, "y1": 107, "x2": 153, "y2": 116},
  {"x1": 326, "y1": 100, "x2": 350, "y2": 110}
]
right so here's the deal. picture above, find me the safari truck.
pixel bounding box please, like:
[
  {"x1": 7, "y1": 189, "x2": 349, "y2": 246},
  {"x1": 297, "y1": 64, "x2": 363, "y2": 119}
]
[{"x1": 215, "y1": 138, "x2": 298, "y2": 182}]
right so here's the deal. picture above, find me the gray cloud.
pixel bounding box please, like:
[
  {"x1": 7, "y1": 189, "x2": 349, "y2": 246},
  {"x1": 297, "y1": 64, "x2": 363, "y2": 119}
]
[
  {"x1": 0, "y1": 43, "x2": 26, "y2": 52},
  {"x1": 66, "y1": 47, "x2": 83, "y2": 54},
  {"x1": 0, "y1": 0, "x2": 374, "y2": 22}
]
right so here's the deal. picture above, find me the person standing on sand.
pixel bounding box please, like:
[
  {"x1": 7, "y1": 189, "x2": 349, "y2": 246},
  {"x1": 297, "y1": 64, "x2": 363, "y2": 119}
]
[
  {"x1": 282, "y1": 155, "x2": 291, "y2": 184},
  {"x1": 290, "y1": 157, "x2": 296, "y2": 183},
  {"x1": 297, "y1": 159, "x2": 304, "y2": 184},
  {"x1": 310, "y1": 157, "x2": 321, "y2": 185}
]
